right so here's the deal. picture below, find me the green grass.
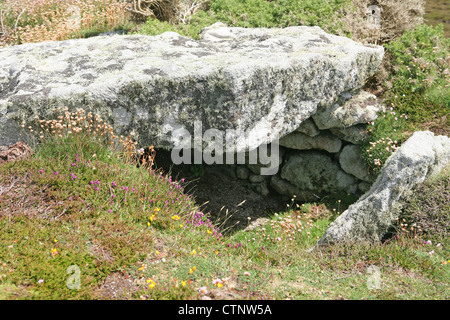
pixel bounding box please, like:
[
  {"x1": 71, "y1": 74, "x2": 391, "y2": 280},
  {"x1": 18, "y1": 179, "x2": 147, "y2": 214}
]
[{"x1": 0, "y1": 125, "x2": 448, "y2": 300}]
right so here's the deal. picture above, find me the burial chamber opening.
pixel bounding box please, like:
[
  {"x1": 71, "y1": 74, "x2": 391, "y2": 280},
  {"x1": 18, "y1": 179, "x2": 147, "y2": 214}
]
[{"x1": 145, "y1": 146, "x2": 363, "y2": 234}]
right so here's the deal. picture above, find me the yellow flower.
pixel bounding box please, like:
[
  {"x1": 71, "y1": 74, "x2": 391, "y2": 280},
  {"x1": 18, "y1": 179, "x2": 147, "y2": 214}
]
[
  {"x1": 213, "y1": 278, "x2": 223, "y2": 288},
  {"x1": 189, "y1": 266, "x2": 196, "y2": 273},
  {"x1": 207, "y1": 229, "x2": 212, "y2": 234},
  {"x1": 147, "y1": 222, "x2": 151, "y2": 227},
  {"x1": 181, "y1": 280, "x2": 186, "y2": 287},
  {"x1": 149, "y1": 214, "x2": 155, "y2": 222},
  {"x1": 172, "y1": 215, "x2": 180, "y2": 220},
  {"x1": 51, "y1": 248, "x2": 58, "y2": 255},
  {"x1": 190, "y1": 249, "x2": 196, "y2": 255},
  {"x1": 154, "y1": 207, "x2": 160, "y2": 213},
  {"x1": 53, "y1": 238, "x2": 58, "y2": 243},
  {"x1": 155, "y1": 250, "x2": 159, "y2": 256},
  {"x1": 147, "y1": 278, "x2": 156, "y2": 289},
  {"x1": 138, "y1": 264, "x2": 146, "y2": 271}
]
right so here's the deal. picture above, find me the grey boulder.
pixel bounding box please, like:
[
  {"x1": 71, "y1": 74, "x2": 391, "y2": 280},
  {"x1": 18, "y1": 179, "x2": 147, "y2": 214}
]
[
  {"x1": 0, "y1": 24, "x2": 384, "y2": 152},
  {"x1": 317, "y1": 131, "x2": 450, "y2": 245}
]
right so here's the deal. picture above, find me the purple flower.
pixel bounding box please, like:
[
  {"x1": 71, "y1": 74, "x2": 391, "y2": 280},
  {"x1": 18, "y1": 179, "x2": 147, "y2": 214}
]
[
  {"x1": 111, "y1": 181, "x2": 117, "y2": 187},
  {"x1": 39, "y1": 169, "x2": 43, "y2": 173}
]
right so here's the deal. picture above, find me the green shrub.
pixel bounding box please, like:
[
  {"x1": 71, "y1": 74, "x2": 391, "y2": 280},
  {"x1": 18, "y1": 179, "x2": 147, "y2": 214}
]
[
  {"x1": 361, "y1": 106, "x2": 408, "y2": 174},
  {"x1": 136, "y1": 10, "x2": 216, "y2": 39},
  {"x1": 361, "y1": 24, "x2": 449, "y2": 175},
  {"x1": 136, "y1": 0, "x2": 353, "y2": 39}
]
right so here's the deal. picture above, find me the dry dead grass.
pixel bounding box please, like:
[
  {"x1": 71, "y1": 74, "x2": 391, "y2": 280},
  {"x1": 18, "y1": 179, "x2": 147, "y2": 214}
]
[
  {"x1": 341, "y1": 0, "x2": 425, "y2": 45},
  {"x1": 0, "y1": 0, "x2": 131, "y2": 46}
]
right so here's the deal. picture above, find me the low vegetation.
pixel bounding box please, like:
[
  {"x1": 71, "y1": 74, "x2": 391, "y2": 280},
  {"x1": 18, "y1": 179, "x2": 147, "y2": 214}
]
[
  {"x1": 0, "y1": 0, "x2": 448, "y2": 300},
  {"x1": 1, "y1": 113, "x2": 448, "y2": 299}
]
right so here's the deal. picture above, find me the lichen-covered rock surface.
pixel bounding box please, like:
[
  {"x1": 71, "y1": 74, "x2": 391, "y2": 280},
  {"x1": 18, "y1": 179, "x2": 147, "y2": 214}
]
[
  {"x1": 316, "y1": 131, "x2": 450, "y2": 245},
  {"x1": 0, "y1": 23, "x2": 383, "y2": 150}
]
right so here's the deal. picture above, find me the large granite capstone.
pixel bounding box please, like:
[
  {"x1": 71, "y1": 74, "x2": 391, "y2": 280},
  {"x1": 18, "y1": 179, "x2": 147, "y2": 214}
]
[{"x1": 0, "y1": 23, "x2": 384, "y2": 151}]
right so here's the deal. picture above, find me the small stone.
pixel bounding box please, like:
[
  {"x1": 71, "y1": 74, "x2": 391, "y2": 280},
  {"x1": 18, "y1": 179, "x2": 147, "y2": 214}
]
[
  {"x1": 294, "y1": 118, "x2": 320, "y2": 137},
  {"x1": 279, "y1": 131, "x2": 342, "y2": 153},
  {"x1": 281, "y1": 151, "x2": 358, "y2": 194},
  {"x1": 248, "y1": 174, "x2": 267, "y2": 183},
  {"x1": 236, "y1": 165, "x2": 250, "y2": 180},
  {"x1": 339, "y1": 144, "x2": 373, "y2": 182},
  {"x1": 312, "y1": 91, "x2": 385, "y2": 130},
  {"x1": 330, "y1": 124, "x2": 370, "y2": 145}
]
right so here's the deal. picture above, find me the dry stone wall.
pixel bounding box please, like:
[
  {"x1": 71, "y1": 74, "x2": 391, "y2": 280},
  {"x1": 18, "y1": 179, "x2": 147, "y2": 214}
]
[{"x1": 234, "y1": 89, "x2": 382, "y2": 200}]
